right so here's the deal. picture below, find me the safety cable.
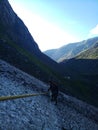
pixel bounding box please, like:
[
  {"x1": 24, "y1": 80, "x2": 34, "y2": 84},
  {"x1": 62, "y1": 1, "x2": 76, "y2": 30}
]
[{"x1": 0, "y1": 92, "x2": 48, "y2": 101}]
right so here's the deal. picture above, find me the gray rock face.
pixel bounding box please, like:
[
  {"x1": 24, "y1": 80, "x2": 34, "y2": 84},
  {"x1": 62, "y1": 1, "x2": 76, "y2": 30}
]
[
  {"x1": 0, "y1": 0, "x2": 16, "y2": 26},
  {"x1": 0, "y1": 59, "x2": 98, "y2": 130},
  {"x1": 0, "y1": 0, "x2": 39, "y2": 54}
]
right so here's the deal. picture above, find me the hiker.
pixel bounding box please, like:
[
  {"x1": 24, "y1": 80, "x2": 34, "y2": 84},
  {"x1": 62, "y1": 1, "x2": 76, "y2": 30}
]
[{"x1": 48, "y1": 80, "x2": 59, "y2": 105}]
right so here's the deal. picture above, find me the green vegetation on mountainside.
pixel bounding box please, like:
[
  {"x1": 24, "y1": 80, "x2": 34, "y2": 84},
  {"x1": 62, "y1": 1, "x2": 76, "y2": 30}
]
[{"x1": 76, "y1": 42, "x2": 98, "y2": 59}]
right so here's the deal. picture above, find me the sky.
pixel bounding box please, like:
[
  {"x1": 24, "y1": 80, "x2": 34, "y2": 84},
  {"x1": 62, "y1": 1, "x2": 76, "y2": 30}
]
[{"x1": 8, "y1": 0, "x2": 98, "y2": 51}]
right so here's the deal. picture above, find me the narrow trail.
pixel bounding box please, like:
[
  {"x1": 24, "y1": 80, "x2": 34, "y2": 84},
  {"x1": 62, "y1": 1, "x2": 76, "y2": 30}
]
[{"x1": 0, "y1": 60, "x2": 98, "y2": 130}]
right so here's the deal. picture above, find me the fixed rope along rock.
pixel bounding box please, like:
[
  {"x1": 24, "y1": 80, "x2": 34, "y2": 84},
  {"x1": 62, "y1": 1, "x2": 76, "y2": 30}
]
[{"x1": 0, "y1": 92, "x2": 48, "y2": 101}]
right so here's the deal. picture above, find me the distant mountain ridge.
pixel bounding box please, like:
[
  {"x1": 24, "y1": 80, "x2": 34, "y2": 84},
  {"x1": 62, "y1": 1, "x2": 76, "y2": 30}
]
[
  {"x1": 76, "y1": 42, "x2": 98, "y2": 59},
  {"x1": 44, "y1": 37, "x2": 98, "y2": 62}
]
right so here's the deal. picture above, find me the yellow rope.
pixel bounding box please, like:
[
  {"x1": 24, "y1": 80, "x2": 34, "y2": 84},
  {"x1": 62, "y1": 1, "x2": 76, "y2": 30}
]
[{"x1": 0, "y1": 92, "x2": 48, "y2": 101}]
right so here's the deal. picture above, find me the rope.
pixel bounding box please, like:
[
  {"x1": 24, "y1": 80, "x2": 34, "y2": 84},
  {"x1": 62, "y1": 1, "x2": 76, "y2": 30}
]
[{"x1": 0, "y1": 92, "x2": 48, "y2": 101}]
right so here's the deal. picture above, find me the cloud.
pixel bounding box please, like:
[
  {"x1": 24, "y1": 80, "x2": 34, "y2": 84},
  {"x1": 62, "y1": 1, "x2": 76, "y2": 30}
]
[
  {"x1": 89, "y1": 24, "x2": 98, "y2": 35},
  {"x1": 87, "y1": 24, "x2": 98, "y2": 39}
]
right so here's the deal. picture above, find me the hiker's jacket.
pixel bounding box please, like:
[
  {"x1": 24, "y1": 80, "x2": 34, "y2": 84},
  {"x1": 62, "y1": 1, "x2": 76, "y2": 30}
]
[{"x1": 48, "y1": 81, "x2": 58, "y2": 95}]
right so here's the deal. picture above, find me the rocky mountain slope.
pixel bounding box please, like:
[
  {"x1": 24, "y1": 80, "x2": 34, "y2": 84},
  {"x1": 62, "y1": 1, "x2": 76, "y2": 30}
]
[
  {"x1": 76, "y1": 42, "x2": 98, "y2": 59},
  {"x1": 0, "y1": 0, "x2": 60, "y2": 82},
  {"x1": 0, "y1": 59, "x2": 98, "y2": 130},
  {"x1": 44, "y1": 37, "x2": 98, "y2": 62}
]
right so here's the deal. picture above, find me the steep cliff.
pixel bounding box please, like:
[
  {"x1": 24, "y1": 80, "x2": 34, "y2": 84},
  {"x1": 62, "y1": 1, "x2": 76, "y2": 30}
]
[
  {"x1": 0, "y1": 0, "x2": 39, "y2": 54},
  {"x1": 0, "y1": 0, "x2": 60, "y2": 82}
]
